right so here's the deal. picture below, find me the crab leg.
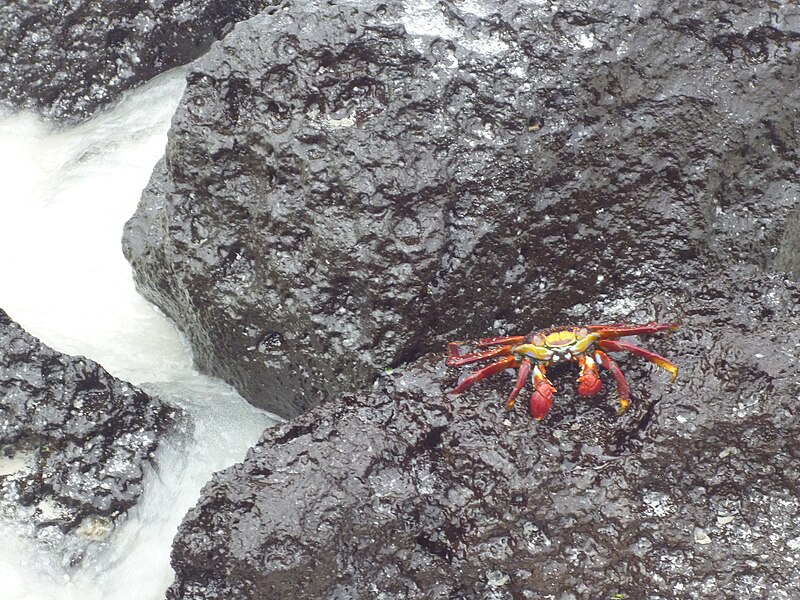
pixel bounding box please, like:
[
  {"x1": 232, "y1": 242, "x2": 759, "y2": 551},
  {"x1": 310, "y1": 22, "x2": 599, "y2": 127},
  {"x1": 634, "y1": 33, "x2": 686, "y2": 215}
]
[
  {"x1": 594, "y1": 349, "x2": 631, "y2": 414},
  {"x1": 576, "y1": 355, "x2": 602, "y2": 397},
  {"x1": 505, "y1": 358, "x2": 531, "y2": 411},
  {"x1": 446, "y1": 342, "x2": 513, "y2": 367},
  {"x1": 587, "y1": 322, "x2": 679, "y2": 339},
  {"x1": 597, "y1": 339, "x2": 678, "y2": 382},
  {"x1": 530, "y1": 364, "x2": 557, "y2": 420},
  {"x1": 477, "y1": 335, "x2": 526, "y2": 348},
  {"x1": 449, "y1": 355, "x2": 517, "y2": 394}
]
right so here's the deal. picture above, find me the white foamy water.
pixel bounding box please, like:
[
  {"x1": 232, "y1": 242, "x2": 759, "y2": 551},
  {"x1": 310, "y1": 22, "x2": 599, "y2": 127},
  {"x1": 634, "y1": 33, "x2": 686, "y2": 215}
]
[{"x1": 0, "y1": 69, "x2": 280, "y2": 599}]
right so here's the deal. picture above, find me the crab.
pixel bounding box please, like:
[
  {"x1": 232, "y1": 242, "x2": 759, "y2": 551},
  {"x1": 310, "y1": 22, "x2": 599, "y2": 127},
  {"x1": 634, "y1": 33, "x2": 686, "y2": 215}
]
[{"x1": 446, "y1": 322, "x2": 679, "y2": 420}]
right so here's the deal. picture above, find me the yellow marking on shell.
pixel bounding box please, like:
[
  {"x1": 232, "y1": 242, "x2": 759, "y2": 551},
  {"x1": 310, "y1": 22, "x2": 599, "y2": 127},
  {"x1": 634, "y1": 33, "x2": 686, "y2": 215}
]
[
  {"x1": 574, "y1": 332, "x2": 600, "y2": 353},
  {"x1": 514, "y1": 329, "x2": 602, "y2": 362},
  {"x1": 512, "y1": 343, "x2": 551, "y2": 361},
  {"x1": 542, "y1": 328, "x2": 600, "y2": 349},
  {"x1": 545, "y1": 330, "x2": 576, "y2": 347}
]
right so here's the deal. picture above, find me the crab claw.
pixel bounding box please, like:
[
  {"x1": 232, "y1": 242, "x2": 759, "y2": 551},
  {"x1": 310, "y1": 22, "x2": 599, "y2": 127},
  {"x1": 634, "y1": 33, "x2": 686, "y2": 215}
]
[
  {"x1": 530, "y1": 365, "x2": 556, "y2": 420},
  {"x1": 530, "y1": 381, "x2": 555, "y2": 420},
  {"x1": 577, "y1": 355, "x2": 602, "y2": 396}
]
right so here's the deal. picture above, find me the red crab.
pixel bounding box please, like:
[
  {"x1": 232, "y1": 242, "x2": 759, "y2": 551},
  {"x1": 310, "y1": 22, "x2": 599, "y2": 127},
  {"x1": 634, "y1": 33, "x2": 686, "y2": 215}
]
[{"x1": 446, "y1": 322, "x2": 679, "y2": 420}]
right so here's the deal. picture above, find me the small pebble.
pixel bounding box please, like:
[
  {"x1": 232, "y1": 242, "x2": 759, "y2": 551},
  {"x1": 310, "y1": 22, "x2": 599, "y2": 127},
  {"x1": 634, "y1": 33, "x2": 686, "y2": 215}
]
[
  {"x1": 717, "y1": 515, "x2": 735, "y2": 526},
  {"x1": 694, "y1": 527, "x2": 712, "y2": 544}
]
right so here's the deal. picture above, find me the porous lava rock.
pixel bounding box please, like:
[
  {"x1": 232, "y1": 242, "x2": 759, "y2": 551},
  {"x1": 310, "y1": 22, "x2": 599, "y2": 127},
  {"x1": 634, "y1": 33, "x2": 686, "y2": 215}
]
[
  {"x1": 167, "y1": 265, "x2": 800, "y2": 599},
  {"x1": 0, "y1": 308, "x2": 176, "y2": 564},
  {"x1": 123, "y1": 0, "x2": 800, "y2": 417},
  {"x1": 0, "y1": 0, "x2": 275, "y2": 124}
]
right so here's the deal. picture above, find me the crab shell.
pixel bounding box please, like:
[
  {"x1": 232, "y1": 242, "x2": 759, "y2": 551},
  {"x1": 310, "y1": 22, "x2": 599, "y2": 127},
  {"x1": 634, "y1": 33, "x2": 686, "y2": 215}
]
[
  {"x1": 513, "y1": 326, "x2": 597, "y2": 363},
  {"x1": 445, "y1": 322, "x2": 679, "y2": 419}
]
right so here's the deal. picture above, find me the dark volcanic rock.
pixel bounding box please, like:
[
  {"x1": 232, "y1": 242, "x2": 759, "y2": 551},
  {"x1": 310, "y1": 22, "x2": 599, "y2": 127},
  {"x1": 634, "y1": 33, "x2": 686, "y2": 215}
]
[
  {"x1": 140, "y1": 1, "x2": 800, "y2": 595},
  {"x1": 168, "y1": 266, "x2": 800, "y2": 599},
  {"x1": 123, "y1": 0, "x2": 800, "y2": 417},
  {"x1": 0, "y1": 0, "x2": 275, "y2": 124},
  {"x1": 0, "y1": 308, "x2": 176, "y2": 564}
]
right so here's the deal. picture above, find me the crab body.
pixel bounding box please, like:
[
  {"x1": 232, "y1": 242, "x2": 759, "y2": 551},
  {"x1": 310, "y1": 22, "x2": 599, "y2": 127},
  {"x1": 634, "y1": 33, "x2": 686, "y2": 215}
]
[{"x1": 446, "y1": 322, "x2": 679, "y2": 420}]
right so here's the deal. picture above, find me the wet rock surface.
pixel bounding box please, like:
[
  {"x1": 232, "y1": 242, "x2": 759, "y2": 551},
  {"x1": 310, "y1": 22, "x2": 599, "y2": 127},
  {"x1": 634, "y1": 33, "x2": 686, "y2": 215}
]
[
  {"x1": 0, "y1": 0, "x2": 275, "y2": 124},
  {"x1": 168, "y1": 265, "x2": 800, "y2": 599},
  {"x1": 0, "y1": 308, "x2": 176, "y2": 564},
  {"x1": 148, "y1": 0, "x2": 800, "y2": 597},
  {"x1": 123, "y1": 0, "x2": 800, "y2": 418}
]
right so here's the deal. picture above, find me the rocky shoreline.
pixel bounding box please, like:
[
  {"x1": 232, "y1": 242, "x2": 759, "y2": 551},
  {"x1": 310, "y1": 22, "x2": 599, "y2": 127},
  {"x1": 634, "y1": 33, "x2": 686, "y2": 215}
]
[
  {"x1": 0, "y1": 309, "x2": 176, "y2": 566},
  {"x1": 3, "y1": 0, "x2": 800, "y2": 597}
]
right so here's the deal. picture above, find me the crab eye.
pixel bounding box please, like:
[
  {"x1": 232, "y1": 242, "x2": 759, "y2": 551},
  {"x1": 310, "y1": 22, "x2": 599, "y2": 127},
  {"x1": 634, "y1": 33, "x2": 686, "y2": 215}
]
[
  {"x1": 532, "y1": 334, "x2": 545, "y2": 346},
  {"x1": 577, "y1": 327, "x2": 589, "y2": 339}
]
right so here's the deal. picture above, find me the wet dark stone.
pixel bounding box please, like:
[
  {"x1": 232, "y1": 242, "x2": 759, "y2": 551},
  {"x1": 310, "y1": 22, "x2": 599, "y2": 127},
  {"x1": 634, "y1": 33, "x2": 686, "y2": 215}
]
[
  {"x1": 167, "y1": 265, "x2": 800, "y2": 599},
  {"x1": 122, "y1": 0, "x2": 800, "y2": 418},
  {"x1": 137, "y1": 0, "x2": 800, "y2": 596},
  {"x1": 0, "y1": 308, "x2": 176, "y2": 564},
  {"x1": 0, "y1": 0, "x2": 275, "y2": 124}
]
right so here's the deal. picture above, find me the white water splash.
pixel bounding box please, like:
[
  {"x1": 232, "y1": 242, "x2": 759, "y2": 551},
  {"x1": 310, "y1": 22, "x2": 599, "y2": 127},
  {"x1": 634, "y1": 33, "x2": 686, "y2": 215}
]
[{"x1": 0, "y1": 68, "x2": 280, "y2": 599}]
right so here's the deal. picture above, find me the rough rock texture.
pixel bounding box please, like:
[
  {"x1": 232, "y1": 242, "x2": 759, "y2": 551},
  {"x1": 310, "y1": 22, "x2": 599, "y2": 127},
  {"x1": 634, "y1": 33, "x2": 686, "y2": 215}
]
[
  {"x1": 123, "y1": 0, "x2": 800, "y2": 417},
  {"x1": 144, "y1": 0, "x2": 800, "y2": 596},
  {"x1": 0, "y1": 0, "x2": 275, "y2": 124},
  {"x1": 0, "y1": 308, "x2": 176, "y2": 564},
  {"x1": 776, "y1": 205, "x2": 800, "y2": 278},
  {"x1": 168, "y1": 265, "x2": 800, "y2": 599}
]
